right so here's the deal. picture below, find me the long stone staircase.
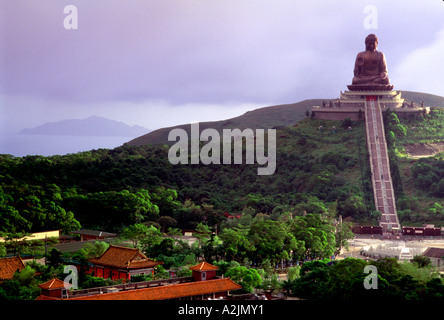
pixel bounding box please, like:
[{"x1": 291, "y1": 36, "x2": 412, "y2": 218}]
[{"x1": 364, "y1": 95, "x2": 400, "y2": 232}]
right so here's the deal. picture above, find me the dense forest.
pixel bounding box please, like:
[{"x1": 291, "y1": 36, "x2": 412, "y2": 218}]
[
  {"x1": 0, "y1": 117, "x2": 371, "y2": 234},
  {"x1": 0, "y1": 108, "x2": 443, "y2": 236},
  {"x1": 0, "y1": 107, "x2": 443, "y2": 301}
]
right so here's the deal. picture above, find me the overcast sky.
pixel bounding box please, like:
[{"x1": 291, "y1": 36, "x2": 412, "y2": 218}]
[{"x1": 1, "y1": 0, "x2": 444, "y2": 134}]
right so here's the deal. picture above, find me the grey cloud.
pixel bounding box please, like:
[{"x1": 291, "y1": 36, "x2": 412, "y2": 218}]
[{"x1": 2, "y1": 1, "x2": 444, "y2": 114}]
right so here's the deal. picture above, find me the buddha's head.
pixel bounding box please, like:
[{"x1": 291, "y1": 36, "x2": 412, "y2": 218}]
[{"x1": 365, "y1": 34, "x2": 378, "y2": 52}]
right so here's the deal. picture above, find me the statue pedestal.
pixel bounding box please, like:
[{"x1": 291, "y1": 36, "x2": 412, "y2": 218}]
[
  {"x1": 347, "y1": 84, "x2": 394, "y2": 91},
  {"x1": 310, "y1": 88, "x2": 429, "y2": 121}
]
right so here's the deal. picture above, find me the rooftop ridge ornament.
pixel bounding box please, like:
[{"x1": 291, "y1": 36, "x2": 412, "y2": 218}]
[{"x1": 347, "y1": 34, "x2": 394, "y2": 91}]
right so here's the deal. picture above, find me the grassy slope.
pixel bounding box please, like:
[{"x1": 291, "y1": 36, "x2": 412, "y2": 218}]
[
  {"x1": 394, "y1": 108, "x2": 444, "y2": 226},
  {"x1": 126, "y1": 91, "x2": 443, "y2": 147}
]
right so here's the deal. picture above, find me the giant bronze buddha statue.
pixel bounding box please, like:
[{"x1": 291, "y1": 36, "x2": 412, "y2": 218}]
[{"x1": 347, "y1": 34, "x2": 393, "y2": 91}]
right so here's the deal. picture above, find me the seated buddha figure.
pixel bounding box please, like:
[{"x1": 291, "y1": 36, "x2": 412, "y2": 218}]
[{"x1": 352, "y1": 34, "x2": 390, "y2": 85}]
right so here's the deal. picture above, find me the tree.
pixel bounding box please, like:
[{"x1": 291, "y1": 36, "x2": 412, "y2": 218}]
[
  {"x1": 212, "y1": 260, "x2": 232, "y2": 276},
  {"x1": 47, "y1": 248, "x2": 63, "y2": 268},
  {"x1": 121, "y1": 223, "x2": 151, "y2": 247},
  {"x1": 431, "y1": 179, "x2": 444, "y2": 197},
  {"x1": 149, "y1": 187, "x2": 181, "y2": 217},
  {"x1": 225, "y1": 266, "x2": 261, "y2": 293},
  {"x1": 0, "y1": 184, "x2": 80, "y2": 234},
  {"x1": 0, "y1": 244, "x2": 6, "y2": 258},
  {"x1": 326, "y1": 258, "x2": 368, "y2": 299},
  {"x1": 338, "y1": 194, "x2": 367, "y2": 219},
  {"x1": 424, "y1": 278, "x2": 444, "y2": 300},
  {"x1": 158, "y1": 216, "x2": 177, "y2": 232},
  {"x1": 286, "y1": 265, "x2": 301, "y2": 281},
  {"x1": 0, "y1": 279, "x2": 38, "y2": 300},
  {"x1": 335, "y1": 221, "x2": 355, "y2": 256},
  {"x1": 293, "y1": 196, "x2": 328, "y2": 216},
  {"x1": 77, "y1": 241, "x2": 109, "y2": 259},
  {"x1": 166, "y1": 227, "x2": 182, "y2": 237},
  {"x1": 348, "y1": 272, "x2": 390, "y2": 300},
  {"x1": 150, "y1": 238, "x2": 176, "y2": 262},
  {"x1": 411, "y1": 255, "x2": 431, "y2": 268},
  {"x1": 139, "y1": 225, "x2": 163, "y2": 252},
  {"x1": 370, "y1": 257, "x2": 402, "y2": 285},
  {"x1": 0, "y1": 187, "x2": 31, "y2": 233},
  {"x1": 219, "y1": 226, "x2": 253, "y2": 262},
  {"x1": 65, "y1": 189, "x2": 159, "y2": 231},
  {"x1": 201, "y1": 233, "x2": 223, "y2": 262},
  {"x1": 428, "y1": 202, "x2": 443, "y2": 216},
  {"x1": 194, "y1": 223, "x2": 213, "y2": 246},
  {"x1": 247, "y1": 220, "x2": 297, "y2": 264},
  {"x1": 153, "y1": 265, "x2": 170, "y2": 280},
  {"x1": 80, "y1": 275, "x2": 117, "y2": 289},
  {"x1": 175, "y1": 200, "x2": 206, "y2": 229},
  {"x1": 387, "y1": 112, "x2": 406, "y2": 138},
  {"x1": 289, "y1": 260, "x2": 330, "y2": 299},
  {"x1": 12, "y1": 265, "x2": 36, "y2": 287},
  {"x1": 290, "y1": 214, "x2": 335, "y2": 260}
]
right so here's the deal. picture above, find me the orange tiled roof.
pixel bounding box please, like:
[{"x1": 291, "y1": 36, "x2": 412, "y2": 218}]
[
  {"x1": 39, "y1": 278, "x2": 71, "y2": 290},
  {"x1": 189, "y1": 261, "x2": 218, "y2": 272},
  {"x1": 67, "y1": 278, "x2": 241, "y2": 300},
  {"x1": 89, "y1": 245, "x2": 161, "y2": 269},
  {"x1": 0, "y1": 256, "x2": 25, "y2": 280}
]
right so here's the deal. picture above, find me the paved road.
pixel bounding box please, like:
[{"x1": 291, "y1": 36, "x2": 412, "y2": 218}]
[{"x1": 365, "y1": 96, "x2": 400, "y2": 231}]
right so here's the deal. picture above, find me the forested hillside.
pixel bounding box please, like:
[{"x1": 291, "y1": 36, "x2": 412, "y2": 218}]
[
  {"x1": 387, "y1": 107, "x2": 444, "y2": 226},
  {"x1": 1, "y1": 107, "x2": 443, "y2": 236}
]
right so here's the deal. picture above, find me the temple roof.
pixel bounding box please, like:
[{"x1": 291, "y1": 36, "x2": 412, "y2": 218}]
[
  {"x1": 65, "y1": 278, "x2": 240, "y2": 300},
  {"x1": 0, "y1": 256, "x2": 25, "y2": 281},
  {"x1": 39, "y1": 278, "x2": 70, "y2": 290},
  {"x1": 88, "y1": 245, "x2": 161, "y2": 269},
  {"x1": 189, "y1": 261, "x2": 219, "y2": 272}
]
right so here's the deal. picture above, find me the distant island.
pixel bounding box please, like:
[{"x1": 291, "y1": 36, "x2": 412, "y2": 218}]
[{"x1": 19, "y1": 116, "x2": 150, "y2": 137}]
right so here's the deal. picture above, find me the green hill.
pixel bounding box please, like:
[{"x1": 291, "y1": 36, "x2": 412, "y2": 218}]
[
  {"x1": 127, "y1": 99, "x2": 327, "y2": 146},
  {"x1": 400, "y1": 91, "x2": 444, "y2": 108},
  {"x1": 126, "y1": 90, "x2": 444, "y2": 147}
]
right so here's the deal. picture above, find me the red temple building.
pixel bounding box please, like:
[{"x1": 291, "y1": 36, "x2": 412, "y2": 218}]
[
  {"x1": 190, "y1": 261, "x2": 218, "y2": 281},
  {"x1": 38, "y1": 278, "x2": 71, "y2": 299},
  {"x1": 36, "y1": 261, "x2": 242, "y2": 300},
  {"x1": 87, "y1": 244, "x2": 162, "y2": 281}
]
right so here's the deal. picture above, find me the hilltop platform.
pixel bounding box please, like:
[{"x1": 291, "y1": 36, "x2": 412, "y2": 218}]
[{"x1": 311, "y1": 90, "x2": 429, "y2": 121}]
